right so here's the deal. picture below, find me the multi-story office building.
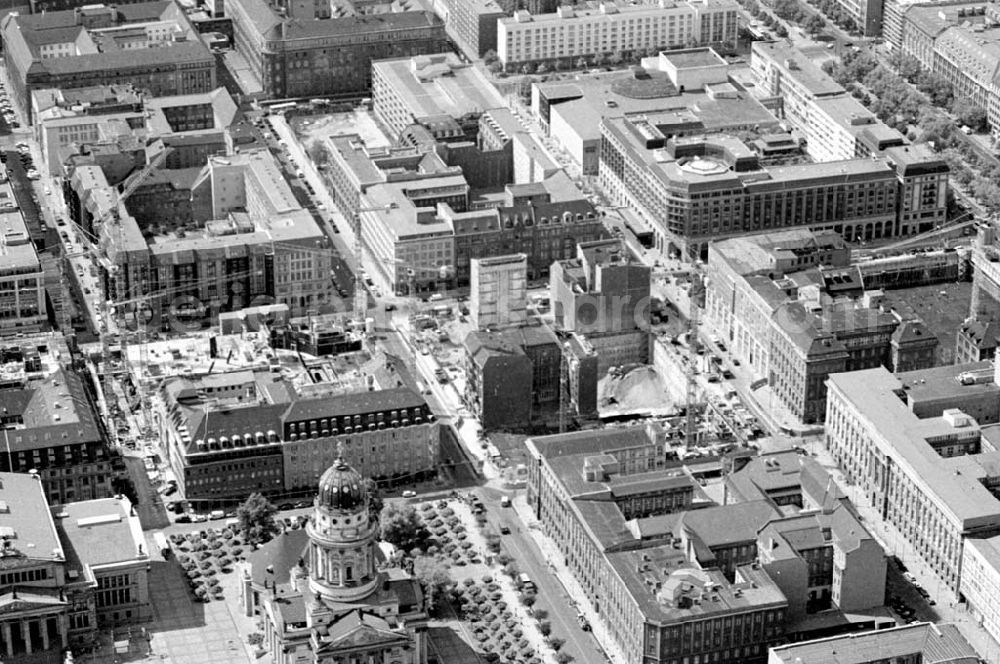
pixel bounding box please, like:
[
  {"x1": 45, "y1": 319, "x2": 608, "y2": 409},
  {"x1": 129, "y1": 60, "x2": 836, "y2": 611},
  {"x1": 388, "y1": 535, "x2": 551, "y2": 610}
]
[
  {"x1": 525, "y1": 427, "x2": 788, "y2": 664},
  {"x1": 228, "y1": 0, "x2": 448, "y2": 98},
  {"x1": 768, "y1": 623, "x2": 980, "y2": 663},
  {"x1": 2, "y1": 2, "x2": 215, "y2": 122},
  {"x1": 497, "y1": 0, "x2": 740, "y2": 68},
  {"x1": 372, "y1": 53, "x2": 505, "y2": 142},
  {"x1": 470, "y1": 254, "x2": 528, "y2": 329},
  {"x1": 159, "y1": 370, "x2": 439, "y2": 506},
  {"x1": 825, "y1": 363, "x2": 1000, "y2": 593},
  {"x1": 601, "y1": 121, "x2": 915, "y2": 259},
  {"x1": 0, "y1": 474, "x2": 149, "y2": 657},
  {"x1": 0, "y1": 209, "x2": 45, "y2": 336},
  {"x1": 99, "y1": 149, "x2": 334, "y2": 329},
  {"x1": 704, "y1": 229, "x2": 936, "y2": 422},
  {"x1": 550, "y1": 239, "x2": 651, "y2": 372},
  {"x1": 0, "y1": 354, "x2": 122, "y2": 505}
]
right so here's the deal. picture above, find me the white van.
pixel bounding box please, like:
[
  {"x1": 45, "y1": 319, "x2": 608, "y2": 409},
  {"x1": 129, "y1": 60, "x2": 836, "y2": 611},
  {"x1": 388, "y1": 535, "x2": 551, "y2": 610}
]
[{"x1": 518, "y1": 573, "x2": 535, "y2": 591}]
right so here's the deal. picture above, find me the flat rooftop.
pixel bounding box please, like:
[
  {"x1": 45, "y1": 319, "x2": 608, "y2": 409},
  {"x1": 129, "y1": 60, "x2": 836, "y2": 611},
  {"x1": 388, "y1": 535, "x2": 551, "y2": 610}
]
[
  {"x1": 373, "y1": 53, "x2": 504, "y2": 123},
  {"x1": 752, "y1": 41, "x2": 845, "y2": 98},
  {"x1": 54, "y1": 497, "x2": 145, "y2": 569},
  {"x1": 661, "y1": 47, "x2": 728, "y2": 69},
  {"x1": 827, "y1": 365, "x2": 1000, "y2": 528},
  {"x1": 0, "y1": 473, "x2": 63, "y2": 566},
  {"x1": 0, "y1": 210, "x2": 40, "y2": 271}
]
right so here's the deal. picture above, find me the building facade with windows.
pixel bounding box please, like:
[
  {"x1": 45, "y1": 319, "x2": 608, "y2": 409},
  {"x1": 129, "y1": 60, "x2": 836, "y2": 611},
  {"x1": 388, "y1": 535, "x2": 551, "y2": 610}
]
[
  {"x1": 371, "y1": 53, "x2": 505, "y2": 143},
  {"x1": 0, "y1": 210, "x2": 45, "y2": 336},
  {"x1": 228, "y1": 0, "x2": 448, "y2": 99},
  {"x1": 497, "y1": 0, "x2": 740, "y2": 68},
  {"x1": 0, "y1": 474, "x2": 149, "y2": 658},
  {"x1": 2, "y1": 2, "x2": 215, "y2": 122},
  {"x1": 550, "y1": 239, "x2": 651, "y2": 372},
  {"x1": 240, "y1": 455, "x2": 428, "y2": 663},
  {"x1": 0, "y1": 365, "x2": 121, "y2": 505},
  {"x1": 470, "y1": 253, "x2": 528, "y2": 329},
  {"x1": 159, "y1": 370, "x2": 438, "y2": 506},
  {"x1": 524, "y1": 427, "x2": 789, "y2": 664},
  {"x1": 825, "y1": 364, "x2": 1000, "y2": 594}
]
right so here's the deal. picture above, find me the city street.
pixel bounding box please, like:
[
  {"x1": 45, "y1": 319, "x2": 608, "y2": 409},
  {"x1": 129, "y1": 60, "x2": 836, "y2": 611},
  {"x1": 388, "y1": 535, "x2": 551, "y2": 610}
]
[{"x1": 474, "y1": 485, "x2": 610, "y2": 664}]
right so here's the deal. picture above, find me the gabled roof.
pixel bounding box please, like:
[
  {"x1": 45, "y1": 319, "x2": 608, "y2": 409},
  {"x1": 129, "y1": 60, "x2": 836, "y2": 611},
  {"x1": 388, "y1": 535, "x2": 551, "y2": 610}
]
[{"x1": 318, "y1": 610, "x2": 409, "y2": 651}]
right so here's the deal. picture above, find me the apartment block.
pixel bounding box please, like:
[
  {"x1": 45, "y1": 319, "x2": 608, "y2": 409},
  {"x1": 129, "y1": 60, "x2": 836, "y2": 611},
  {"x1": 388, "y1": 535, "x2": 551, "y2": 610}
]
[
  {"x1": 440, "y1": 0, "x2": 506, "y2": 56},
  {"x1": 825, "y1": 363, "x2": 1000, "y2": 593},
  {"x1": 470, "y1": 254, "x2": 528, "y2": 329},
  {"x1": 525, "y1": 427, "x2": 788, "y2": 664},
  {"x1": 497, "y1": 0, "x2": 740, "y2": 68},
  {"x1": 2, "y1": 2, "x2": 216, "y2": 122},
  {"x1": 550, "y1": 239, "x2": 651, "y2": 372},
  {"x1": 463, "y1": 324, "x2": 562, "y2": 429},
  {"x1": 228, "y1": 0, "x2": 448, "y2": 98}
]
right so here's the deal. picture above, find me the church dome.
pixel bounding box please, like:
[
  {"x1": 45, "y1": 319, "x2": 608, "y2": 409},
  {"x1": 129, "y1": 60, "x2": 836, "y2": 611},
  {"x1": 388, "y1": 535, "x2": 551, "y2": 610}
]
[{"x1": 317, "y1": 456, "x2": 367, "y2": 512}]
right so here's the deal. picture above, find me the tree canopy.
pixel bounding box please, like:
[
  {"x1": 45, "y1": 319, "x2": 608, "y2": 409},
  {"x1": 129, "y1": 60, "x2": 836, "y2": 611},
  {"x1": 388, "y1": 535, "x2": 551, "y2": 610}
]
[
  {"x1": 237, "y1": 493, "x2": 279, "y2": 546},
  {"x1": 379, "y1": 503, "x2": 427, "y2": 552}
]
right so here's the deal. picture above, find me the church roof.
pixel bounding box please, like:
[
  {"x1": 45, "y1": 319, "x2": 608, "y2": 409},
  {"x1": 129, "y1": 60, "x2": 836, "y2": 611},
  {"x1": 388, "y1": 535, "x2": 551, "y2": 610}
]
[{"x1": 317, "y1": 609, "x2": 410, "y2": 652}]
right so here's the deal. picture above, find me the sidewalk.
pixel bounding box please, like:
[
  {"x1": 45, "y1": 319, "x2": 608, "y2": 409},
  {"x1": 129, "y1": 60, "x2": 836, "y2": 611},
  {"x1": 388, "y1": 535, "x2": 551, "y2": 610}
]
[
  {"x1": 803, "y1": 438, "x2": 1000, "y2": 660},
  {"x1": 511, "y1": 495, "x2": 619, "y2": 664}
]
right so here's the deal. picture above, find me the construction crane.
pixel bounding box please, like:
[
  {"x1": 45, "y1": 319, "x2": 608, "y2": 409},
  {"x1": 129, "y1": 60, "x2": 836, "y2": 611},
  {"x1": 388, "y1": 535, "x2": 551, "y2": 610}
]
[
  {"x1": 56, "y1": 147, "x2": 173, "y2": 434},
  {"x1": 685, "y1": 263, "x2": 705, "y2": 449}
]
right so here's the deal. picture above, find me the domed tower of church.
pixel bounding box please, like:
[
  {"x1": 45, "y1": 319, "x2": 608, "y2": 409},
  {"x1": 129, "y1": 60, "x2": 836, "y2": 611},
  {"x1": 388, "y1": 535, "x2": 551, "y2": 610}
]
[{"x1": 306, "y1": 445, "x2": 379, "y2": 603}]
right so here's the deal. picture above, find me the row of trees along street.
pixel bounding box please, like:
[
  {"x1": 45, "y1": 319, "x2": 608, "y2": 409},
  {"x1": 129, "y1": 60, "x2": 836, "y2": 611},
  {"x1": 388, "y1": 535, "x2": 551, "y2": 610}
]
[
  {"x1": 735, "y1": 0, "x2": 1000, "y2": 211},
  {"x1": 821, "y1": 49, "x2": 1000, "y2": 211}
]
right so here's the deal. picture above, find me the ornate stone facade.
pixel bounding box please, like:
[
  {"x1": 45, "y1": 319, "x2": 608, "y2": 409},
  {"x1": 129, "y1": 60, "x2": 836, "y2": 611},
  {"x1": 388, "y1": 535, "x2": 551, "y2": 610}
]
[{"x1": 241, "y1": 452, "x2": 427, "y2": 664}]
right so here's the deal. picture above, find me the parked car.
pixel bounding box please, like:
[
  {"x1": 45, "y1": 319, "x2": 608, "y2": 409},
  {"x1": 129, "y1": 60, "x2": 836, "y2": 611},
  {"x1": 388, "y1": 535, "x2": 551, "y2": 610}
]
[
  {"x1": 278, "y1": 503, "x2": 294, "y2": 511},
  {"x1": 164, "y1": 484, "x2": 177, "y2": 496},
  {"x1": 175, "y1": 514, "x2": 192, "y2": 524},
  {"x1": 191, "y1": 514, "x2": 208, "y2": 523},
  {"x1": 499, "y1": 525, "x2": 511, "y2": 535},
  {"x1": 402, "y1": 490, "x2": 417, "y2": 498},
  {"x1": 209, "y1": 509, "x2": 226, "y2": 520}
]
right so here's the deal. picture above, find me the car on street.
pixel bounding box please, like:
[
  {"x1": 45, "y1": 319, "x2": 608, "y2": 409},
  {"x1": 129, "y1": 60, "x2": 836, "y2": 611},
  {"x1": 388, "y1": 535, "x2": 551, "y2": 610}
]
[
  {"x1": 191, "y1": 513, "x2": 208, "y2": 523},
  {"x1": 278, "y1": 503, "x2": 294, "y2": 511},
  {"x1": 294, "y1": 501, "x2": 309, "y2": 509},
  {"x1": 209, "y1": 510, "x2": 226, "y2": 520},
  {"x1": 164, "y1": 484, "x2": 177, "y2": 496},
  {"x1": 175, "y1": 514, "x2": 192, "y2": 523},
  {"x1": 402, "y1": 490, "x2": 417, "y2": 498},
  {"x1": 499, "y1": 525, "x2": 510, "y2": 535}
]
